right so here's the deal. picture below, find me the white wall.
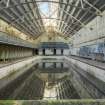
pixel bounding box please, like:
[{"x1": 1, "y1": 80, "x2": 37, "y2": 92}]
[
  {"x1": 64, "y1": 49, "x2": 70, "y2": 55},
  {"x1": 38, "y1": 49, "x2": 70, "y2": 55},
  {"x1": 39, "y1": 49, "x2": 43, "y2": 55},
  {"x1": 71, "y1": 10, "x2": 105, "y2": 48},
  {"x1": 56, "y1": 49, "x2": 61, "y2": 55},
  {"x1": 45, "y1": 49, "x2": 53, "y2": 55}
]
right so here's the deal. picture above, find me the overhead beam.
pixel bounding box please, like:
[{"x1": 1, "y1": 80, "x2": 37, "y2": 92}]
[
  {"x1": 65, "y1": 0, "x2": 102, "y2": 36},
  {"x1": 0, "y1": 0, "x2": 102, "y2": 15},
  {"x1": 59, "y1": 0, "x2": 80, "y2": 33},
  {"x1": 83, "y1": 0, "x2": 102, "y2": 14}
]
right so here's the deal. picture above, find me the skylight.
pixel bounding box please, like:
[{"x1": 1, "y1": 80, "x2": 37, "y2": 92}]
[{"x1": 37, "y1": 0, "x2": 59, "y2": 30}]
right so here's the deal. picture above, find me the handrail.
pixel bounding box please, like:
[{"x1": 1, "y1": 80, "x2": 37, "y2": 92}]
[{"x1": 0, "y1": 31, "x2": 36, "y2": 48}]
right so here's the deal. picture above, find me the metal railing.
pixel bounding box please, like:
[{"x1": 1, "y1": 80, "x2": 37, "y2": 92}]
[{"x1": 0, "y1": 31, "x2": 36, "y2": 48}]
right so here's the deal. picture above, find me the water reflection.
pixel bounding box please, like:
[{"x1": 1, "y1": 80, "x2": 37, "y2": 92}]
[
  {"x1": 35, "y1": 59, "x2": 105, "y2": 99},
  {"x1": 35, "y1": 59, "x2": 70, "y2": 82},
  {"x1": 37, "y1": 61, "x2": 69, "y2": 72},
  {"x1": 34, "y1": 59, "x2": 71, "y2": 100},
  {"x1": 0, "y1": 58, "x2": 105, "y2": 100}
]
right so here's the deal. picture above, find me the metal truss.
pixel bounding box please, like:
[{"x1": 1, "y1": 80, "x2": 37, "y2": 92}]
[{"x1": 0, "y1": 0, "x2": 105, "y2": 39}]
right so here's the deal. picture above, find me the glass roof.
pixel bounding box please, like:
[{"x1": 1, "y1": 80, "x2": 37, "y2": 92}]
[
  {"x1": 0, "y1": 0, "x2": 105, "y2": 38},
  {"x1": 37, "y1": 0, "x2": 59, "y2": 30}
]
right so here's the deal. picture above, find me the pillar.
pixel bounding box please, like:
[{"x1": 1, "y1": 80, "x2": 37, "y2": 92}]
[
  {"x1": 61, "y1": 49, "x2": 64, "y2": 55},
  {"x1": 43, "y1": 49, "x2": 45, "y2": 55},
  {"x1": 54, "y1": 48, "x2": 56, "y2": 55}
]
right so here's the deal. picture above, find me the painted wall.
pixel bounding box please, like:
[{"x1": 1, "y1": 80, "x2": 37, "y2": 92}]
[
  {"x1": 64, "y1": 49, "x2": 70, "y2": 55},
  {"x1": 45, "y1": 49, "x2": 54, "y2": 55},
  {"x1": 39, "y1": 49, "x2": 43, "y2": 55},
  {"x1": 56, "y1": 49, "x2": 61, "y2": 55},
  {"x1": 38, "y1": 48, "x2": 69, "y2": 55},
  {"x1": 71, "y1": 10, "x2": 105, "y2": 48}
]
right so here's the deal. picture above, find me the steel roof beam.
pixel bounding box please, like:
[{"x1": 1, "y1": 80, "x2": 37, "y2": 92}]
[
  {"x1": 22, "y1": 0, "x2": 41, "y2": 33},
  {"x1": 24, "y1": 1, "x2": 43, "y2": 33},
  {"x1": 65, "y1": 0, "x2": 101, "y2": 36},
  {"x1": 58, "y1": 0, "x2": 100, "y2": 36},
  {"x1": 0, "y1": 0, "x2": 102, "y2": 15},
  {"x1": 83, "y1": 0, "x2": 102, "y2": 15},
  {"x1": 31, "y1": 0, "x2": 45, "y2": 32},
  {"x1": 1, "y1": 0, "x2": 43, "y2": 37},
  {"x1": 59, "y1": 0, "x2": 80, "y2": 33}
]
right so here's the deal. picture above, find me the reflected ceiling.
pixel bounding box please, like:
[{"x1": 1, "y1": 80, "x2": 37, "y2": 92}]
[{"x1": 0, "y1": 0, "x2": 105, "y2": 38}]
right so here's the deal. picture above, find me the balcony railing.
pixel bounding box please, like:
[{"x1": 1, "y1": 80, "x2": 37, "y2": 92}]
[{"x1": 0, "y1": 31, "x2": 36, "y2": 48}]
